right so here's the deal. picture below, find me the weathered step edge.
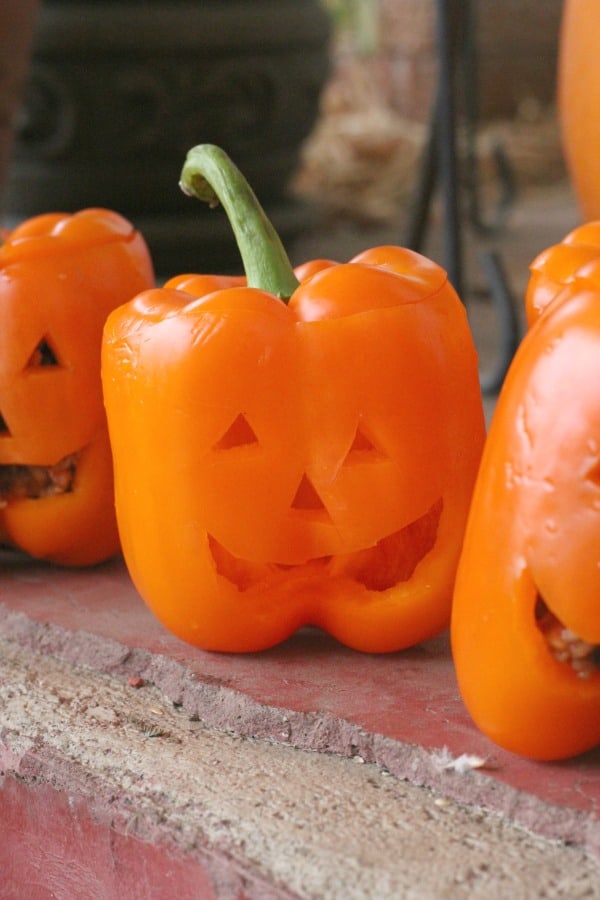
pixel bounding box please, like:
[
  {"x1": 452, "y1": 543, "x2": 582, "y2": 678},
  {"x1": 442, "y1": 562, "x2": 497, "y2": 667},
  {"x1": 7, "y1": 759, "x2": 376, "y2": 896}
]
[{"x1": 0, "y1": 601, "x2": 598, "y2": 863}]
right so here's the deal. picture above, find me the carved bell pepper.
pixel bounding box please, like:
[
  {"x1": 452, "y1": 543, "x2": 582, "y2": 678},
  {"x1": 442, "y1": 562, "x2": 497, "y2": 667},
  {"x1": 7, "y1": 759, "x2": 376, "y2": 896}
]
[
  {"x1": 0, "y1": 208, "x2": 154, "y2": 565},
  {"x1": 452, "y1": 261, "x2": 600, "y2": 760},
  {"x1": 102, "y1": 144, "x2": 485, "y2": 653}
]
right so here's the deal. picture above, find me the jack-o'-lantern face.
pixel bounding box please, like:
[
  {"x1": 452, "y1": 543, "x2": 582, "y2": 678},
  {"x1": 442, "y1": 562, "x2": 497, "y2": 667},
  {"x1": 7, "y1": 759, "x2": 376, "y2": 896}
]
[
  {"x1": 495, "y1": 287, "x2": 600, "y2": 655},
  {"x1": 108, "y1": 279, "x2": 449, "y2": 572},
  {"x1": 0, "y1": 208, "x2": 154, "y2": 564},
  {"x1": 103, "y1": 261, "x2": 485, "y2": 652},
  {"x1": 0, "y1": 292, "x2": 113, "y2": 563},
  {"x1": 503, "y1": 344, "x2": 600, "y2": 702},
  {"x1": 452, "y1": 285, "x2": 600, "y2": 760},
  {"x1": 188, "y1": 311, "x2": 445, "y2": 574},
  {"x1": 0, "y1": 305, "x2": 107, "y2": 472},
  {"x1": 198, "y1": 404, "x2": 445, "y2": 594},
  {"x1": 523, "y1": 375, "x2": 600, "y2": 653}
]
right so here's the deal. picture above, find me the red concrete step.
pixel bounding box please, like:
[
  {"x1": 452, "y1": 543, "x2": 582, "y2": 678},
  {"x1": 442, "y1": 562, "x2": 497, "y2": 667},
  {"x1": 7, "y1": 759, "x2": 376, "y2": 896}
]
[{"x1": 1, "y1": 551, "x2": 598, "y2": 860}]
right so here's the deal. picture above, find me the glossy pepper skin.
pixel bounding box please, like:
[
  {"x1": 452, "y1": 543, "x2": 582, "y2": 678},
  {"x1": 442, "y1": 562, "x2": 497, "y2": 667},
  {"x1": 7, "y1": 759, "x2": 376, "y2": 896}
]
[
  {"x1": 452, "y1": 279, "x2": 600, "y2": 760},
  {"x1": 526, "y1": 221, "x2": 600, "y2": 325},
  {"x1": 0, "y1": 208, "x2": 154, "y2": 565},
  {"x1": 102, "y1": 145, "x2": 485, "y2": 653}
]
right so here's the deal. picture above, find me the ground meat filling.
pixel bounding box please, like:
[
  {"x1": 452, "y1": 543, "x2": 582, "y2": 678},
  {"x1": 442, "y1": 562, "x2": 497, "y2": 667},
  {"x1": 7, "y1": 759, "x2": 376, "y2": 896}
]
[
  {"x1": 0, "y1": 453, "x2": 78, "y2": 506},
  {"x1": 536, "y1": 599, "x2": 600, "y2": 678}
]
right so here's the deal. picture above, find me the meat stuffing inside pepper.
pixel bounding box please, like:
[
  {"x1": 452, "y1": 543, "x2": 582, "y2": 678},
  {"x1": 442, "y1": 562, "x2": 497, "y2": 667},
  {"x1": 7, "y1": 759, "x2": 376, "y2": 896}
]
[
  {"x1": 0, "y1": 453, "x2": 78, "y2": 506},
  {"x1": 536, "y1": 598, "x2": 600, "y2": 678},
  {"x1": 0, "y1": 338, "x2": 79, "y2": 505}
]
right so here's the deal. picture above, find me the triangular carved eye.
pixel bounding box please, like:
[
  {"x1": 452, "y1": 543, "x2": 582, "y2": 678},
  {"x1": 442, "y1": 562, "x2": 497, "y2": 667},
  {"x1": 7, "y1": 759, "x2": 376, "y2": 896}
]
[
  {"x1": 0, "y1": 413, "x2": 10, "y2": 436},
  {"x1": 587, "y1": 459, "x2": 600, "y2": 487},
  {"x1": 26, "y1": 337, "x2": 60, "y2": 369},
  {"x1": 343, "y1": 426, "x2": 385, "y2": 465},
  {"x1": 214, "y1": 414, "x2": 258, "y2": 450},
  {"x1": 291, "y1": 474, "x2": 327, "y2": 511}
]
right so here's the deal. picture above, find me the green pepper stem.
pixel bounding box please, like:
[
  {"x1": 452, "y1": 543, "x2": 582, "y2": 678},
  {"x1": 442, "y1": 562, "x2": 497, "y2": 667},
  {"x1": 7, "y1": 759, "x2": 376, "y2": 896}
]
[{"x1": 179, "y1": 144, "x2": 300, "y2": 302}]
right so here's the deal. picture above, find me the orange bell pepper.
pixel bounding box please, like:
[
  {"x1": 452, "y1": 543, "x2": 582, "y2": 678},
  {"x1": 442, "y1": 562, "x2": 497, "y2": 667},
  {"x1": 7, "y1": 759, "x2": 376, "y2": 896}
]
[
  {"x1": 452, "y1": 274, "x2": 600, "y2": 760},
  {"x1": 102, "y1": 144, "x2": 485, "y2": 653},
  {"x1": 0, "y1": 208, "x2": 154, "y2": 565},
  {"x1": 526, "y1": 220, "x2": 600, "y2": 325}
]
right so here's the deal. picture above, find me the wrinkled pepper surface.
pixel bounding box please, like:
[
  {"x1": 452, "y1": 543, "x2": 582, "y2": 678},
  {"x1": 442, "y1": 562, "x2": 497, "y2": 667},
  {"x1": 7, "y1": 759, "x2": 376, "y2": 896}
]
[
  {"x1": 102, "y1": 144, "x2": 485, "y2": 653},
  {"x1": 452, "y1": 266, "x2": 600, "y2": 760},
  {"x1": 0, "y1": 208, "x2": 154, "y2": 565}
]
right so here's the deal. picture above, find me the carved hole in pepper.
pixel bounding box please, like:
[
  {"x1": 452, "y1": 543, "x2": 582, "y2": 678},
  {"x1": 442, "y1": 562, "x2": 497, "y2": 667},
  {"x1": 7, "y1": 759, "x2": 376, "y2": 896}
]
[
  {"x1": 291, "y1": 474, "x2": 328, "y2": 512},
  {"x1": 207, "y1": 497, "x2": 443, "y2": 593},
  {"x1": 0, "y1": 414, "x2": 10, "y2": 437},
  {"x1": 586, "y1": 458, "x2": 600, "y2": 488},
  {"x1": 535, "y1": 597, "x2": 600, "y2": 678},
  {"x1": 207, "y1": 534, "x2": 329, "y2": 591},
  {"x1": 343, "y1": 427, "x2": 386, "y2": 465},
  {"x1": 0, "y1": 452, "x2": 78, "y2": 506},
  {"x1": 25, "y1": 337, "x2": 60, "y2": 369},
  {"x1": 214, "y1": 414, "x2": 258, "y2": 450},
  {"x1": 333, "y1": 497, "x2": 443, "y2": 590}
]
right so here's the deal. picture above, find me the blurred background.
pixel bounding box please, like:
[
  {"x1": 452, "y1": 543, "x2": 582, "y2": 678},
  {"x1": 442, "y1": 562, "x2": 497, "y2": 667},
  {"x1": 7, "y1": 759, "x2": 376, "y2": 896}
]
[
  {"x1": 0, "y1": 1, "x2": 568, "y2": 245},
  {"x1": 297, "y1": 0, "x2": 565, "y2": 224},
  {"x1": 0, "y1": 0, "x2": 582, "y2": 404}
]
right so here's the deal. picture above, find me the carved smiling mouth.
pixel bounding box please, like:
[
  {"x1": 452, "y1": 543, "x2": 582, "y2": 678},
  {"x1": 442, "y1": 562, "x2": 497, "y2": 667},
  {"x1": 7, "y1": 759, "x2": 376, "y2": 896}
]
[
  {"x1": 0, "y1": 452, "x2": 79, "y2": 507},
  {"x1": 536, "y1": 597, "x2": 600, "y2": 678},
  {"x1": 0, "y1": 337, "x2": 80, "y2": 506},
  {"x1": 207, "y1": 412, "x2": 446, "y2": 591},
  {"x1": 208, "y1": 496, "x2": 444, "y2": 592}
]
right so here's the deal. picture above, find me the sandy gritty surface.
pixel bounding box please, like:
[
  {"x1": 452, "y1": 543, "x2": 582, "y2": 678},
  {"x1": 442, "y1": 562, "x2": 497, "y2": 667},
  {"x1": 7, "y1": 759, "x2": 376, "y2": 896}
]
[{"x1": 1, "y1": 637, "x2": 599, "y2": 899}]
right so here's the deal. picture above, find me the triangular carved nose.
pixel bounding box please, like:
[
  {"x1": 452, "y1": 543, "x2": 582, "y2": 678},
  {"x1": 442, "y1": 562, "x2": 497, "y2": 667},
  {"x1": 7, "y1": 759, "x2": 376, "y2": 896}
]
[
  {"x1": 0, "y1": 413, "x2": 10, "y2": 436},
  {"x1": 26, "y1": 337, "x2": 60, "y2": 369},
  {"x1": 214, "y1": 414, "x2": 258, "y2": 450},
  {"x1": 291, "y1": 474, "x2": 327, "y2": 511}
]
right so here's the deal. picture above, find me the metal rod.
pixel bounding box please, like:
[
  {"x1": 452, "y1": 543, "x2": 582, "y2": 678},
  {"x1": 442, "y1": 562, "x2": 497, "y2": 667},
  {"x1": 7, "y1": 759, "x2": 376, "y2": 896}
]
[
  {"x1": 478, "y1": 250, "x2": 521, "y2": 394},
  {"x1": 401, "y1": 0, "x2": 521, "y2": 396},
  {"x1": 403, "y1": 102, "x2": 438, "y2": 252},
  {"x1": 435, "y1": 0, "x2": 462, "y2": 295}
]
